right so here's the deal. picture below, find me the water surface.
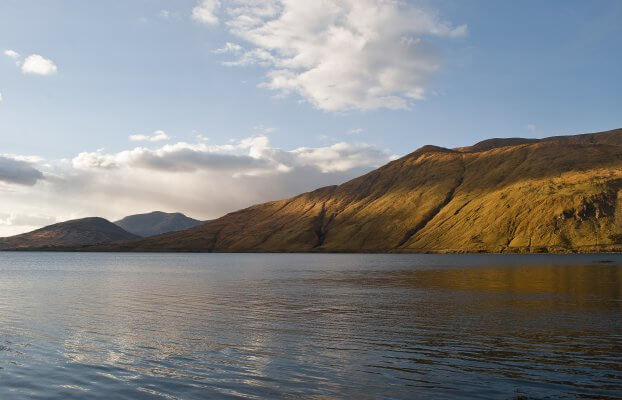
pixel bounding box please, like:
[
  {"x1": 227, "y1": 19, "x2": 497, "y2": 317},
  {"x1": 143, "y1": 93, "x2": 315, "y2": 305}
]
[{"x1": 0, "y1": 253, "x2": 621, "y2": 399}]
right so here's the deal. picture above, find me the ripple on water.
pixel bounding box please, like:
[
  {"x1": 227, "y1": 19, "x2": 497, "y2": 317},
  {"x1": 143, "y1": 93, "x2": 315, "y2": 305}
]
[{"x1": 0, "y1": 253, "x2": 621, "y2": 399}]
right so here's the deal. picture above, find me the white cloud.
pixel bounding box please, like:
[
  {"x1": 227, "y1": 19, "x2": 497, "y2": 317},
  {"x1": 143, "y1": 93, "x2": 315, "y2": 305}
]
[
  {"x1": 129, "y1": 130, "x2": 170, "y2": 142},
  {"x1": 253, "y1": 124, "x2": 275, "y2": 134},
  {"x1": 213, "y1": 42, "x2": 243, "y2": 54},
  {"x1": 348, "y1": 128, "x2": 364, "y2": 135},
  {"x1": 21, "y1": 54, "x2": 58, "y2": 76},
  {"x1": 192, "y1": 0, "x2": 221, "y2": 25},
  {"x1": 213, "y1": 0, "x2": 466, "y2": 111},
  {"x1": 159, "y1": 9, "x2": 170, "y2": 18},
  {"x1": 75, "y1": 135, "x2": 388, "y2": 175},
  {"x1": 292, "y1": 142, "x2": 390, "y2": 173},
  {"x1": 3, "y1": 49, "x2": 20, "y2": 59},
  {"x1": 2, "y1": 153, "x2": 44, "y2": 164},
  {"x1": 223, "y1": 48, "x2": 275, "y2": 67},
  {"x1": 0, "y1": 136, "x2": 394, "y2": 236}
]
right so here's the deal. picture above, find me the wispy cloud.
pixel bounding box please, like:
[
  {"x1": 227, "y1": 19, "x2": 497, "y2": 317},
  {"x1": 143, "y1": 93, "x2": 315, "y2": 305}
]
[
  {"x1": 3, "y1": 49, "x2": 20, "y2": 59},
  {"x1": 213, "y1": 42, "x2": 243, "y2": 54},
  {"x1": 129, "y1": 130, "x2": 170, "y2": 142},
  {"x1": 348, "y1": 128, "x2": 364, "y2": 135},
  {"x1": 253, "y1": 125, "x2": 275, "y2": 134}
]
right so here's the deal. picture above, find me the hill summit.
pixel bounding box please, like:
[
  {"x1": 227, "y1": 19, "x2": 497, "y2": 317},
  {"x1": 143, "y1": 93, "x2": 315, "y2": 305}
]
[
  {"x1": 114, "y1": 211, "x2": 204, "y2": 237},
  {"x1": 0, "y1": 217, "x2": 138, "y2": 250}
]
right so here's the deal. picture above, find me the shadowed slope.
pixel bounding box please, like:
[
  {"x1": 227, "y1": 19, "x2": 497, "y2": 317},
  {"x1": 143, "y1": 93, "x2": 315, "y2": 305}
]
[
  {"x1": 96, "y1": 128, "x2": 622, "y2": 253},
  {"x1": 0, "y1": 218, "x2": 139, "y2": 250},
  {"x1": 114, "y1": 211, "x2": 205, "y2": 237}
]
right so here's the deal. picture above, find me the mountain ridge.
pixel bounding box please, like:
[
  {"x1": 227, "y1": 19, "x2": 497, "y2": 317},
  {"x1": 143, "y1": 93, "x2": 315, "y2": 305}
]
[
  {"x1": 114, "y1": 211, "x2": 205, "y2": 237},
  {"x1": 91, "y1": 128, "x2": 622, "y2": 253}
]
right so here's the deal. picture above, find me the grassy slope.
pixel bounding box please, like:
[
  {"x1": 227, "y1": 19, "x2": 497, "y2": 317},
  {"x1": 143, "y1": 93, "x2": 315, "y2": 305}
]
[
  {"x1": 97, "y1": 129, "x2": 622, "y2": 253},
  {"x1": 0, "y1": 217, "x2": 138, "y2": 250}
]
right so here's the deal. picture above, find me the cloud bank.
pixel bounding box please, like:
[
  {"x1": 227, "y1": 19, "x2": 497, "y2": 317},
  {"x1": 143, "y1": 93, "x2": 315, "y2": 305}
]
[
  {"x1": 198, "y1": 0, "x2": 466, "y2": 111},
  {"x1": 0, "y1": 136, "x2": 394, "y2": 236}
]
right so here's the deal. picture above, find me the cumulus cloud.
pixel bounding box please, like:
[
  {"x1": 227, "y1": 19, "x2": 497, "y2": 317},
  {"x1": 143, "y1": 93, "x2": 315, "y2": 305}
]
[
  {"x1": 210, "y1": 0, "x2": 466, "y2": 111},
  {"x1": 192, "y1": 0, "x2": 221, "y2": 25},
  {"x1": 21, "y1": 54, "x2": 58, "y2": 76},
  {"x1": 129, "y1": 130, "x2": 170, "y2": 142},
  {"x1": 0, "y1": 136, "x2": 394, "y2": 236},
  {"x1": 0, "y1": 156, "x2": 44, "y2": 186}
]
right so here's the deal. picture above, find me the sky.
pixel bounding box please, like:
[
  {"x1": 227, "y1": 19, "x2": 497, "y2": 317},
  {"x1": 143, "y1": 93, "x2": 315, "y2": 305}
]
[{"x1": 1, "y1": 0, "x2": 621, "y2": 236}]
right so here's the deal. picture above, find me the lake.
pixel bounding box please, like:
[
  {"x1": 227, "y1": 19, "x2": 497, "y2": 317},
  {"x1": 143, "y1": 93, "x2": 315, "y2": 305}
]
[{"x1": 0, "y1": 253, "x2": 620, "y2": 399}]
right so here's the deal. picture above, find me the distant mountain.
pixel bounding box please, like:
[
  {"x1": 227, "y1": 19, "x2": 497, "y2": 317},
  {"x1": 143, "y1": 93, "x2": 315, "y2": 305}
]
[
  {"x1": 96, "y1": 128, "x2": 622, "y2": 253},
  {"x1": 0, "y1": 217, "x2": 138, "y2": 250},
  {"x1": 114, "y1": 211, "x2": 205, "y2": 237}
]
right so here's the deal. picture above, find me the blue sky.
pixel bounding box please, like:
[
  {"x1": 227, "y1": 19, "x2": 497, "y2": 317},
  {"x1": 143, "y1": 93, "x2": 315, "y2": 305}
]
[{"x1": 0, "y1": 0, "x2": 621, "y2": 235}]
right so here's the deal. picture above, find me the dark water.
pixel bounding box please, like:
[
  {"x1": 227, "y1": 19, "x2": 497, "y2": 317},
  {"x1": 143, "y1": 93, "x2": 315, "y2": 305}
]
[{"x1": 0, "y1": 253, "x2": 621, "y2": 399}]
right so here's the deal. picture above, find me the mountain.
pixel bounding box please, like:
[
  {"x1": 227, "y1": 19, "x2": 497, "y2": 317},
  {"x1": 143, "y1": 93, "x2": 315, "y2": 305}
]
[
  {"x1": 88, "y1": 128, "x2": 622, "y2": 253},
  {"x1": 0, "y1": 217, "x2": 139, "y2": 250},
  {"x1": 114, "y1": 211, "x2": 205, "y2": 237}
]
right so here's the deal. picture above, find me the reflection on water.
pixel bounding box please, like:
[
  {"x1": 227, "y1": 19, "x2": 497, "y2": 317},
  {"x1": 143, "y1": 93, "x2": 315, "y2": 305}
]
[{"x1": 0, "y1": 253, "x2": 621, "y2": 399}]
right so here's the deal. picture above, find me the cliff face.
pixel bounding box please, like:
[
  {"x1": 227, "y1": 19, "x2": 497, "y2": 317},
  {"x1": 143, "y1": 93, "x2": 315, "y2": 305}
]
[
  {"x1": 0, "y1": 217, "x2": 138, "y2": 250},
  {"x1": 99, "y1": 128, "x2": 622, "y2": 253}
]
